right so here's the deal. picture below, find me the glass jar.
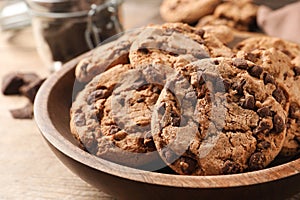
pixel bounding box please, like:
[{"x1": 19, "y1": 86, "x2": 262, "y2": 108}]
[{"x1": 26, "y1": 0, "x2": 123, "y2": 71}]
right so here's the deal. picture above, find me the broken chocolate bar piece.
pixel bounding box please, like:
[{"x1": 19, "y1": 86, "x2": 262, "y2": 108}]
[
  {"x1": 1, "y1": 73, "x2": 24, "y2": 95},
  {"x1": 2, "y1": 72, "x2": 41, "y2": 95},
  {"x1": 20, "y1": 78, "x2": 45, "y2": 103},
  {"x1": 10, "y1": 102, "x2": 34, "y2": 119}
]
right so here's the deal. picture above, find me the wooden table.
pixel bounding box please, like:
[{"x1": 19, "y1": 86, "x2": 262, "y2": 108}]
[{"x1": 0, "y1": 1, "x2": 162, "y2": 199}]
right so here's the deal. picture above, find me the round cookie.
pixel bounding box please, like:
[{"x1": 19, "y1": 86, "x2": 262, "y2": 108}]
[
  {"x1": 129, "y1": 23, "x2": 233, "y2": 71},
  {"x1": 152, "y1": 57, "x2": 287, "y2": 175},
  {"x1": 71, "y1": 63, "x2": 176, "y2": 170},
  {"x1": 198, "y1": 0, "x2": 258, "y2": 32},
  {"x1": 75, "y1": 29, "x2": 141, "y2": 83},
  {"x1": 236, "y1": 48, "x2": 300, "y2": 157},
  {"x1": 234, "y1": 36, "x2": 300, "y2": 67},
  {"x1": 160, "y1": 0, "x2": 221, "y2": 24}
]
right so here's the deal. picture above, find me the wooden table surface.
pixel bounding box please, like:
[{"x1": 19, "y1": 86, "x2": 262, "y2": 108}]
[{"x1": 0, "y1": 1, "x2": 162, "y2": 199}]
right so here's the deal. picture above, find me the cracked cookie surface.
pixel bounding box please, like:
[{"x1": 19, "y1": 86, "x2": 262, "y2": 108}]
[
  {"x1": 152, "y1": 57, "x2": 287, "y2": 175},
  {"x1": 236, "y1": 48, "x2": 300, "y2": 157},
  {"x1": 71, "y1": 64, "x2": 177, "y2": 169}
]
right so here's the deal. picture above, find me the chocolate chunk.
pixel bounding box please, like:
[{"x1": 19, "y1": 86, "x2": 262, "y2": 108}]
[
  {"x1": 263, "y1": 73, "x2": 275, "y2": 85},
  {"x1": 179, "y1": 156, "x2": 197, "y2": 175},
  {"x1": 223, "y1": 79, "x2": 231, "y2": 92},
  {"x1": 272, "y1": 87, "x2": 287, "y2": 106},
  {"x1": 273, "y1": 114, "x2": 285, "y2": 134},
  {"x1": 195, "y1": 29, "x2": 205, "y2": 38},
  {"x1": 109, "y1": 125, "x2": 120, "y2": 135},
  {"x1": 172, "y1": 117, "x2": 180, "y2": 127},
  {"x1": 10, "y1": 102, "x2": 34, "y2": 119},
  {"x1": 257, "y1": 141, "x2": 271, "y2": 151},
  {"x1": 248, "y1": 152, "x2": 266, "y2": 171},
  {"x1": 254, "y1": 120, "x2": 272, "y2": 134},
  {"x1": 233, "y1": 58, "x2": 248, "y2": 69},
  {"x1": 144, "y1": 132, "x2": 156, "y2": 150},
  {"x1": 2, "y1": 72, "x2": 41, "y2": 96},
  {"x1": 257, "y1": 107, "x2": 272, "y2": 118},
  {"x1": 235, "y1": 79, "x2": 246, "y2": 95},
  {"x1": 87, "y1": 89, "x2": 108, "y2": 104},
  {"x1": 2, "y1": 73, "x2": 24, "y2": 95},
  {"x1": 136, "y1": 97, "x2": 145, "y2": 103},
  {"x1": 20, "y1": 78, "x2": 45, "y2": 103},
  {"x1": 245, "y1": 52, "x2": 258, "y2": 63},
  {"x1": 248, "y1": 65, "x2": 263, "y2": 78},
  {"x1": 222, "y1": 160, "x2": 242, "y2": 174},
  {"x1": 293, "y1": 66, "x2": 300, "y2": 76},
  {"x1": 113, "y1": 131, "x2": 128, "y2": 141},
  {"x1": 137, "y1": 47, "x2": 149, "y2": 54},
  {"x1": 289, "y1": 102, "x2": 300, "y2": 119},
  {"x1": 242, "y1": 95, "x2": 255, "y2": 110}
]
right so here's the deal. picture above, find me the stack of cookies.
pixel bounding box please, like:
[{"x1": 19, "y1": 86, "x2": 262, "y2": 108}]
[{"x1": 70, "y1": 22, "x2": 300, "y2": 175}]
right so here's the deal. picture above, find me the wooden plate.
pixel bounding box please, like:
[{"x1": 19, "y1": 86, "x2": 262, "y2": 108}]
[{"x1": 34, "y1": 55, "x2": 300, "y2": 200}]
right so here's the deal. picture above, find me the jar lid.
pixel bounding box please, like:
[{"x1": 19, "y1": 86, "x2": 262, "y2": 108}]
[{"x1": 25, "y1": 0, "x2": 106, "y2": 13}]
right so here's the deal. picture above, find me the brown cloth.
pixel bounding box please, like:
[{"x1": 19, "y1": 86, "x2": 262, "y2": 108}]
[{"x1": 257, "y1": 1, "x2": 300, "y2": 44}]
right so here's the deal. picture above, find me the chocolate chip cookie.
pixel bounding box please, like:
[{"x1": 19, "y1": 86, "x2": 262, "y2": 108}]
[
  {"x1": 129, "y1": 23, "x2": 233, "y2": 71},
  {"x1": 152, "y1": 57, "x2": 287, "y2": 175},
  {"x1": 197, "y1": 0, "x2": 258, "y2": 32},
  {"x1": 160, "y1": 0, "x2": 221, "y2": 24},
  {"x1": 236, "y1": 48, "x2": 300, "y2": 157},
  {"x1": 71, "y1": 63, "x2": 181, "y2": 170},
  {"x1": 234, "y1": 36, "x2": 300, "y2": 67},
  {"x1": 75, "y1": 29, "x2": 141, "y2": 83}
]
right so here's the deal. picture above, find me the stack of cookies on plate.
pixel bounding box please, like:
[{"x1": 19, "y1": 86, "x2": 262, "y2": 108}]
[{"x1": 70, "y1": 22, "x2": 300, "y2": 175}]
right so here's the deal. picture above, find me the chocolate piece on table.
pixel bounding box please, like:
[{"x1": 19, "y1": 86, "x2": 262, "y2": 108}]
[
  {"x1": 1, "y1": 73, "x2": 24, "y2": 95},
  {"x1": 20, "y1": 78, "x2": 46, "y2": 103},
  {"x1": 10, "y1": 102, "x2": 34, "y2": 119}
]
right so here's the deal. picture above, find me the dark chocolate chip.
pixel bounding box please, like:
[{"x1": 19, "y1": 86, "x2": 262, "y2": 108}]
[
  {"x1": 254, "y1": 120, "x2": 272, "y2": 134},
  {"x1": 2, "y1": 73, "x2": 24, "y2": 95},
  {"x1": 245, "y1": 52, "x2": 258, "y2": 63},
  {"x1": 293, "y1": 66, "x2": 300, "y2": 76},
  {"x1": 172, "y1": 117, "x2": 180, "y2": 127},
  {"x1": 235, "y1": 79, "x2": 246, "y2": 95},
  {"x1": 152, "y1": 86, "x2": 161, "y2": 94},
  {"x1": 248, "y1": 152, "x2": 266, "y2": 171},
  {"x1": 74, "y1": 112, "x2": 86, "y2": 127},
  {"x1": 242, "y1": 95, "x2": 255, "y2": 110},
  {"x1": 87, "y1": 89, "x2": 107, "y2": 104},
  {"x1": 109, "y1": 125, "x2": 120, "y2": 135},
  {"x1": 289, "y1": 102, "x2": 300, "y2": 119},
  {"x1": 257, "y1": 107, "x2": 272, "y2": 118},
  {"x1": 263, "y1": 73, "x2": 275, "y2": 85},
  {"x1": 179, "y1": 156, "x2": 197, "y2": 175},
  {"x1": 10, "y1": 102, "x2": 34, "y2": 119},
  {"x1": 144, "y1": 132, "x2": 156, "y2": 150},
  {"x1": 223, "y1": 79, "x2": 231, "y2": 92},
  {"x1": 195, "y1": 29, "x2": 205, "y2": 38},
  {"x1": 20, "y1": 78, "x2": 45, "y2": 103},
  {"x1": 137, "y1": 47, "x2": 149, "y2": 54},
  {"x1": 273, "y1": 114, "x2": 285, "y2": 134},
  {"x1": 113, "y1": 131, "x2": 128, "y2": 141},
  {"x1": 222, "y1": 160, "x2": 242, "y2": 174},
  {"x1": 137, "y1": 97, "x2": 145, "y2": 103},
  {"x1": 233, "y1": 58, "x2": 249, "y2": 69},
  {"x1": 248, "y1": 65, "x2": 263, "y2": 78},
  {"x1": 257, "y1": 141, "x2": 271, "y2": 151},
  {"x1": 272, "y1": 87, "x2": 287, "y2": 106}
]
